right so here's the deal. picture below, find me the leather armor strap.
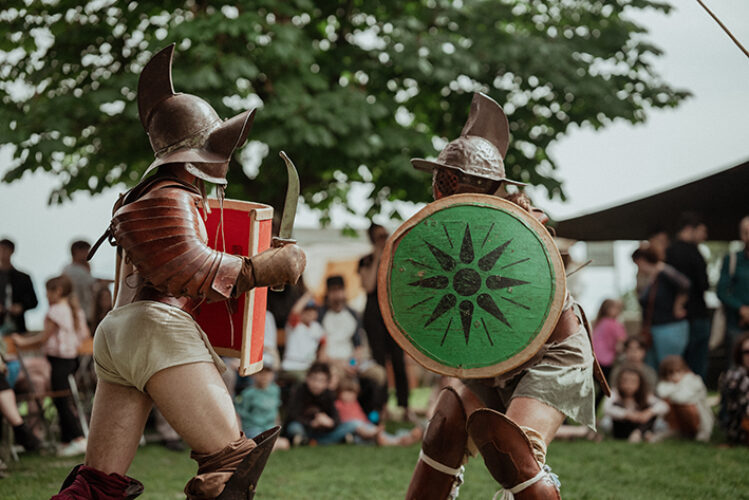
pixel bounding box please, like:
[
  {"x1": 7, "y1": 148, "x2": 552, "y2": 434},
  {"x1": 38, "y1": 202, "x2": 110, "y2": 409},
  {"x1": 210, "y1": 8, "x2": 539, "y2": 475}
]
[{"x1": 418, "y1": 449, "x2": 463, "y2": 477}]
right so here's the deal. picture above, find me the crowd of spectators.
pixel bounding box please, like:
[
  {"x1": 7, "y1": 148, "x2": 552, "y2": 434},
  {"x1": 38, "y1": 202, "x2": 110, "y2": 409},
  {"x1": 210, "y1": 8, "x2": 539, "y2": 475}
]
[
  {"x1": 591, "y1": 214, "x2": 749, "y2": 445},
  {"x1": 1, "y1": 212, "x2": 748, "y2": 478}
]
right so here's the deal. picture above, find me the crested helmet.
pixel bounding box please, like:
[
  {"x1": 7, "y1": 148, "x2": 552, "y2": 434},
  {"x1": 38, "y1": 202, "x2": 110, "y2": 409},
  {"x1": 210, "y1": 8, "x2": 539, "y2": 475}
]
[
  {"x1": 137, "y1": 44, "x2": 256, "y2": 184},
  {"x1": 411, "y1": 92, "x2": 525, "y2": 198}
]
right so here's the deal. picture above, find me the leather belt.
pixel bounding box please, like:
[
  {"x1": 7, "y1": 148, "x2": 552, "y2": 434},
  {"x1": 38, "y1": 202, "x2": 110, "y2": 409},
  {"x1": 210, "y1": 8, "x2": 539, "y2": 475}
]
[
  {"x1": 134, "y1": 286, "x2": 200, "y2": 317},
  {"x1": 547, "y1": 308, "x2": 579, "y2": 344}
]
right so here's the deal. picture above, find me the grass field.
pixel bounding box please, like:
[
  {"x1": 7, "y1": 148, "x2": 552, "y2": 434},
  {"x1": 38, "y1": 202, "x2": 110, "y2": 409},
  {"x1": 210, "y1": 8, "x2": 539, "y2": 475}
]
[{"x1": 3, "y1": 438, "x2": 749, "y2": 499}]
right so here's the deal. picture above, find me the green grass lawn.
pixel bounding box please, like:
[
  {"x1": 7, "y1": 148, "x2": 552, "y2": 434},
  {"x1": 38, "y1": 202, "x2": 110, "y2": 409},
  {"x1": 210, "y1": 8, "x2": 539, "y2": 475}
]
[{"x1": 3, "y1": 439, "x2": 748, "y2": 499}]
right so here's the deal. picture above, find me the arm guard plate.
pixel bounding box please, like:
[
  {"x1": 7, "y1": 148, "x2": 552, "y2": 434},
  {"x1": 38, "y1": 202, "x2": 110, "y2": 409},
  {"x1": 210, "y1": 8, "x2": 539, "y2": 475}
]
[{"x1": 111, "y1": 181, "x2": 242, "y2": 302}]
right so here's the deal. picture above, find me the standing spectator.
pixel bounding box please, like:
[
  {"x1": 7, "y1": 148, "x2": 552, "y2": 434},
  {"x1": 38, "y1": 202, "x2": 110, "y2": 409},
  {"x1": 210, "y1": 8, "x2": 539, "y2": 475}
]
[
  {"x1": 632, "y1": 246, "x2": 691, "y2": 369},
  {"x1": 319, "y1": 275, "x2": 388, "y2": 419},
  {"x1": 358, "y1": 223, "x2": 411, "y2": 419},
  {"x1": 656, "y1": 355, "x2": 714, "y2": 442},
  {"x1": 0, "y1": 238, "x2": 38, "y2": 334},
  {"x1": 592, "y1": 299, "x2": 628, "y2": 381},
  {"x1": 62, "y1": 240, "x2": 98, "y2": 326},
  {"x1": 717, "y1": 215, "x2": 749, "y2": 358},
  {"x1": 281, "y1": 293, "x2": 324, "y2": 380},
  {"x1": 12, "y1": 275, "x2": 90, "y2": 456},
  {"x1": 666, "y1": 213, "x2": 711, "y2": 381},
  {"x1": 718, "y1": 332, "x2": 749, "y2": 446}
]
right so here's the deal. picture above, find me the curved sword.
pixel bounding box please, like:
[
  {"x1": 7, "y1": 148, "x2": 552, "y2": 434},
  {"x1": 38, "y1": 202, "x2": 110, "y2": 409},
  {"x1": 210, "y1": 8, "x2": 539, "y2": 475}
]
[{"x1": 270, "y1": 151, "x2": 300, "y2": 291}]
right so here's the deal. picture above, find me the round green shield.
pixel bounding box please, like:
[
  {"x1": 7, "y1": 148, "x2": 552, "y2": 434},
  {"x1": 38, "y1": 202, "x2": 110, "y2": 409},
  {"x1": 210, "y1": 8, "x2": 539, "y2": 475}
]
[{"x1": 377, "y1": 194, "x2": 565, "y2": 379}]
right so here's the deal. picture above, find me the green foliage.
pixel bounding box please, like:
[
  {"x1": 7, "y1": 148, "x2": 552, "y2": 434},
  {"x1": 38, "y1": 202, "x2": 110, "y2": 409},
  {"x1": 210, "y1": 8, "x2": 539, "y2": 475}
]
[{"x1": 0, "y1": 0, "x2": 689, "y2": 216}]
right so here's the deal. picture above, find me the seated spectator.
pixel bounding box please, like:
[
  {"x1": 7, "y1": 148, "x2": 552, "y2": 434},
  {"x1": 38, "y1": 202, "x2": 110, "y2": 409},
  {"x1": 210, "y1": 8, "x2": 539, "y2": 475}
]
[
  {"x1": 0, "y1": 357, "x2": 41, "y2": 452},
  {"x1": 236, "y1": 363, "x2": 281, "y2": 437},
  {"x1": 335, "y1": 376, "x2": 422, "y2": 446},
  {"x1": 235, "y1": 361, "x2": 290, "y2": 451},
  {"x1": 719, "y1": 332, "x2": 749, "y2": 446},
  {"x1": 281, "y1": 293, "x2": 324, "y2": 380},
  {"x1": 284, "y1": 362, "x2": 358, "y2": 446},
  {"x1": 601, "y1": 364, "x2": 668, "y2": 442},
  {"x1": 610, "y1": 337, "x2": 658, "y2": 391},
  {"x1": 319, "y1": 275, "x2": 388, "y2": 420},
  {"x1": 656, "y1": 355, "x2": 713, "y2": 442}
]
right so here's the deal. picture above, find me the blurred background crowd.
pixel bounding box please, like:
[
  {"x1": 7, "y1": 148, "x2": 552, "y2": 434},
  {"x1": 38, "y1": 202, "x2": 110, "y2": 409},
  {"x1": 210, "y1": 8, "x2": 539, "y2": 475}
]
[{"x1": 1, "y1": 210, "x2": 748, "y2": 475}]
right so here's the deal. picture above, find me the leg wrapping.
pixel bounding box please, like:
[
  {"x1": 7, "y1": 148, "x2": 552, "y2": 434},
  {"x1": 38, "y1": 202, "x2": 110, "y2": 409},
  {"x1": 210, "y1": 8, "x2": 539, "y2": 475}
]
[
  {"x1": 184, "y1": 426, "x2": 279, "y2": 500},
  {"x1": 52, "y1": 464, "x2": 144, "y2": 500},
  {"x1": 467, "y1": 409, "x2": 561, "y2": 500}
]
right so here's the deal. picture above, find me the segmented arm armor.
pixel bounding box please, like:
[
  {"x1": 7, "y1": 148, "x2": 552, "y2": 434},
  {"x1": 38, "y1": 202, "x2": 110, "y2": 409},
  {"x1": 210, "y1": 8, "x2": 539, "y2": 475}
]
[{"x1": 111, "y1": 181, "x2": 242, "y2": 302}]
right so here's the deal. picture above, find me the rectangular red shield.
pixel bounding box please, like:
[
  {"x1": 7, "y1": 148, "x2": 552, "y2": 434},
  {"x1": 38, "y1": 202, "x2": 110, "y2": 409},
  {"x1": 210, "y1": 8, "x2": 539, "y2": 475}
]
[{"x1": 193, "y1": 199, "x2": 273, "y2": 376}]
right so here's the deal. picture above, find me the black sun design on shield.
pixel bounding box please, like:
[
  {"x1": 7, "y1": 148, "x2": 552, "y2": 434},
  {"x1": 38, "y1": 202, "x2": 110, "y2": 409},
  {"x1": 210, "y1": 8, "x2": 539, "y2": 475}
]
[{"x1": 408, "y1": 223, "x2": 531, "y2": 346}]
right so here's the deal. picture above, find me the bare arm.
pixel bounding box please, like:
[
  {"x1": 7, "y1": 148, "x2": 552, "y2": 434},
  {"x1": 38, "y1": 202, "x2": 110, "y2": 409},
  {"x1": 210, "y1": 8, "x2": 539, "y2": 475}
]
[{"x1": 11, "y1": 318, "x2": 55, "y2": 349}]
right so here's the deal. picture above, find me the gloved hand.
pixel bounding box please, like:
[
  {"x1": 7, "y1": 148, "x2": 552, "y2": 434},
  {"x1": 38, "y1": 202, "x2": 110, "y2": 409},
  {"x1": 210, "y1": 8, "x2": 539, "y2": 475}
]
[{"x1": 234, "y1": 244, "x2": 306, "y2": 296}]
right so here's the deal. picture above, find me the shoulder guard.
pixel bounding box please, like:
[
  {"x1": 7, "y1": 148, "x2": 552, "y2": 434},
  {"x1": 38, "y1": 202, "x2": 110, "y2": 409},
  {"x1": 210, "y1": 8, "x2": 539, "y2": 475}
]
[{"x1": 111, "y1": 180, "x2": 241, "y2": 301}]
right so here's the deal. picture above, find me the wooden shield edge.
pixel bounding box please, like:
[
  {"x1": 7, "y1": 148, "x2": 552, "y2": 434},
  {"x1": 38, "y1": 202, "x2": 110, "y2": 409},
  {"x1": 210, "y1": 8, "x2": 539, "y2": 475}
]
[{"x1": 377, "y1": 193, "x2": 566, "y2": 379}]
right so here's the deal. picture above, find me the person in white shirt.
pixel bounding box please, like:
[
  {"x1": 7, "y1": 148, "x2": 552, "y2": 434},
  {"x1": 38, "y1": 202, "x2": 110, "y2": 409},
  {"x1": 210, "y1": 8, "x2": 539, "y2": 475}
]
[{"x1": 281, "y1": 294, "x2": 324, "y2": 379}]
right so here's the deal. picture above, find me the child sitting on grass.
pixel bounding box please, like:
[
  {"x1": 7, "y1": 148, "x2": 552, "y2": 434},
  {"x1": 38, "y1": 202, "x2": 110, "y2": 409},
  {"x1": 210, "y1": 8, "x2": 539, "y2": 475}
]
[
  {"x1": 284, "y1": 361, "x2": 358, "y2": 445},
  {"x1": 234, "y1": 361, "x2": 289, "y2": 450},
  {"x1": 335, "y1": 376, "x2": 422, "y2": 446},
  {"x1": 609, "y1": 336, "x2": 659, "y2": 391},
  {"x1": 656, "y1": 355, "x2": 714, "y2": 442},
  {"x1": 601, "y1": 363, "x2": 668, "y2": 442}
]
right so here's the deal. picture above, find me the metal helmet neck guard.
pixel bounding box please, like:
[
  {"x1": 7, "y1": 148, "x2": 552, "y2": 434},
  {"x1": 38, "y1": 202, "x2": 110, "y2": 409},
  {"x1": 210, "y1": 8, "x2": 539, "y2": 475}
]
[
  {"x1": 412, "y1": 92, "x2": 525, "y2": 197},
  {"x1": 137, "y1": 44, "x2": 256, "y2": 185}
]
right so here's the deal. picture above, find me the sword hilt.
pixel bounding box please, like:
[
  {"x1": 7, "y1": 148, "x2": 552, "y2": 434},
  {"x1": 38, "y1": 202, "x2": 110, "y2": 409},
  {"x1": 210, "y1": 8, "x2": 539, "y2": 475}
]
[{"x1": 270, "y1": 237, "x2": 297, "y2": 292}]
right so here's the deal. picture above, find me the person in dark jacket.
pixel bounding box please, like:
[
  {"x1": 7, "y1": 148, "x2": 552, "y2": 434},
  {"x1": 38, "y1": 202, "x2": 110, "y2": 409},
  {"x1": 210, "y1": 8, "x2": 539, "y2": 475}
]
[
  {"x1": 284, "y1": 362, "x2": 359, "y2": 445},
  {"x1": 0, "y1": 239, "x2": 38, "y2": 334},
  {"x1": 666, "y1": 213, "x2": 711, "y2": 380}
]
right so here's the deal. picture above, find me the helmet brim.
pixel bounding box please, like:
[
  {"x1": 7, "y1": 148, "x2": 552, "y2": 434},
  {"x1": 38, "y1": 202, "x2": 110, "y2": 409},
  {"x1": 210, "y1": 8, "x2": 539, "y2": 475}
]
[
  {"x1": 142, "y1": 108, "x2": 256, "y2": 184},
  {"x1": 410, "y1": 158, "x2": 527, "y2": 187}
]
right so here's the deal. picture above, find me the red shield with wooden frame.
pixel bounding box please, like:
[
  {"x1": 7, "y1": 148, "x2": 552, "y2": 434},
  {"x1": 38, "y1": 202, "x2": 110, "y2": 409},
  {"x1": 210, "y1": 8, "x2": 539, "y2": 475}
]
[
  {"x1": 377, "y1": 194, "x2": 565, "y2": 379},
  {"x1": 193, "y1": 199, "x2": 273, "y2": 376}
]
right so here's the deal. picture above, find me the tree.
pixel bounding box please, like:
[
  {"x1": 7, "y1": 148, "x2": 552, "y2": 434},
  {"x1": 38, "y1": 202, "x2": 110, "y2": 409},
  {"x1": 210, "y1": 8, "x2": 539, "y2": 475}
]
[{"x1": 0, "y1": 0, "x2": 688, "y2": 221}]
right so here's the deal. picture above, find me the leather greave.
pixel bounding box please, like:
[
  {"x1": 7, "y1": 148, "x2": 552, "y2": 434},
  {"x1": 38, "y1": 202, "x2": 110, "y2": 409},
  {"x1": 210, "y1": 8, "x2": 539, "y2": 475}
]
[
  {"x1": 466, "y1": 409, "x2": 561, "y2": 500},
  {"x1": 405, "y1": 386, "x2": 469, "y2": 500}
]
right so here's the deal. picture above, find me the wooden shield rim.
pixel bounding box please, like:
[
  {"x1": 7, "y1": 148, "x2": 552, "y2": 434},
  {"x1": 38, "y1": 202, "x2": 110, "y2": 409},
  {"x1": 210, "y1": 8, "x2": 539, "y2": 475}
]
[{"x1": 377, "y1": 193, "x2": 566, "y2": 379}]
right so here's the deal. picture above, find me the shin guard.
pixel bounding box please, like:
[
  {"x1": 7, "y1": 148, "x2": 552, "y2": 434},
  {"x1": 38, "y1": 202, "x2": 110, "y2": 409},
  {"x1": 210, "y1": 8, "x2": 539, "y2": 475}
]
[
  {"x1": 52, "y1": 464, "x2": 144, "y2": 499},
  {"x1": 405, "y1": 386, "x2": 469, "y2": 500},
  {"x1": 467, "y1": 409, "x2": 560, "y2": 500}
]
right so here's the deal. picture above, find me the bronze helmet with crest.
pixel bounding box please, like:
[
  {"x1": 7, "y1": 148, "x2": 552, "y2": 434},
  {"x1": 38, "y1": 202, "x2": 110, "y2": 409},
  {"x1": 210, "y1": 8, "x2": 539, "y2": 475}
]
[
  {"x1": 411, "y1": 92, "x2": 525, "y2": 198},
  {"x1": 137, "y1": 44, "x2": 255, "y2": 185}
]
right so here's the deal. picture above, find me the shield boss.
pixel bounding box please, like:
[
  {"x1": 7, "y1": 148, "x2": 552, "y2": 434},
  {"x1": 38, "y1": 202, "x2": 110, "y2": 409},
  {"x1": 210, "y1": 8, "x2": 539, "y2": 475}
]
[{"x1": 377, "y1": 194, "x2": 565, "y2": 379}]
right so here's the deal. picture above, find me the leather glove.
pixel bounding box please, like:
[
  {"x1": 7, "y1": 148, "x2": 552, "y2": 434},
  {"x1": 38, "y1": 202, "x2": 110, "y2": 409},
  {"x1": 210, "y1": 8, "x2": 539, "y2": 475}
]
[{"x1": 234, "y1": 244, "x2": 306, "y2": 296}]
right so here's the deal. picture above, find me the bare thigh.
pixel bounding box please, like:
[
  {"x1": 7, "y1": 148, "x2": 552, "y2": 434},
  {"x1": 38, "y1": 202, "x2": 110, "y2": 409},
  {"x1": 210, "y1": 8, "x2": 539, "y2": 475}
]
[
  {"x1": 146, "y1": 362, "x2": 240, "y2": 454},
  {"x1": 506, "y1": 396, "x2": 565, "y2": 446},
  {"x1": 85, "y1": 380, "x2": 153, "y2": 475}
]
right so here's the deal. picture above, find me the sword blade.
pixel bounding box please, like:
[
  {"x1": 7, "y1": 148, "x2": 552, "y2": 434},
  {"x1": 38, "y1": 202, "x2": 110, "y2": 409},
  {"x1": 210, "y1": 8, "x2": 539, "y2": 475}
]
[{"x1": 278, "y1": 151, "x2": 299, "y2": 240}]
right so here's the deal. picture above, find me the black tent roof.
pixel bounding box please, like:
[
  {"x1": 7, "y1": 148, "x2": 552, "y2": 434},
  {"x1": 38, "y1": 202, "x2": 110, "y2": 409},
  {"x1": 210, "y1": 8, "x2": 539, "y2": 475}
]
[{"x1": 553, "y1": 159, "x2": 749, "y2": 242}]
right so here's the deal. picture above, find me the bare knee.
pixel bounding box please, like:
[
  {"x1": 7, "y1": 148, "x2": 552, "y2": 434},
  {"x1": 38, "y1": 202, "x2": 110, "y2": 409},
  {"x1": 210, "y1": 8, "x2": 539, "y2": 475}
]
[{"x1": 506, "y1": 397, "x2": 565, "y2": 445}]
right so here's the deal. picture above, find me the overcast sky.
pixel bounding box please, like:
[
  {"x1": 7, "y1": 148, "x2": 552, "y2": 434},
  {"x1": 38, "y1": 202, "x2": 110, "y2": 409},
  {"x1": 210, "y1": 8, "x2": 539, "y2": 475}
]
[{"x1": 1, "y1": 0, "x2": 747, "y2": 328}]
